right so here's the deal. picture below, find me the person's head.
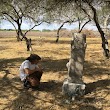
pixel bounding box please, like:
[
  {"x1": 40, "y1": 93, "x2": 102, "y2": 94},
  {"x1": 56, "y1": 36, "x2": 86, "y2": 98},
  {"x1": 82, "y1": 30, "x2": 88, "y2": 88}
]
[{"x1": 26, "y1": 54, "x2": 41, "y2": 64}]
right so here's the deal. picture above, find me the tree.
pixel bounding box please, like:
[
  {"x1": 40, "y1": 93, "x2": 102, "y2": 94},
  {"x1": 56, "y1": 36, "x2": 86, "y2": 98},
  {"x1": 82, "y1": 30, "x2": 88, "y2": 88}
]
[
  {"x1": 43, "y1": 0, "x2": 110, "y2": 101},
  {"x1": 0, "y1": 0, "x2": 45, "y2": 51},
  {"x1": 48, "y1": 0, "x2": 109, "y2": 58},
  {"x1": 44, "y1": 0, "x2": 91, "y2": 42},
  {"x1": 98, "y1": 1, "x2": 110, "y2": 35},
  {"x1": 81, "y1": 0, "x2": 109, "y2": 58}
]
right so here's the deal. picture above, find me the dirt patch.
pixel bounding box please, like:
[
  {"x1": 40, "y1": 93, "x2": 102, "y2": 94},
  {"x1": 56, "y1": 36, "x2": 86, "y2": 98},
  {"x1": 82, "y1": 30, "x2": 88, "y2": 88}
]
[{"x1": 0, "y1": 32, "x2": 110, "y2": 110}]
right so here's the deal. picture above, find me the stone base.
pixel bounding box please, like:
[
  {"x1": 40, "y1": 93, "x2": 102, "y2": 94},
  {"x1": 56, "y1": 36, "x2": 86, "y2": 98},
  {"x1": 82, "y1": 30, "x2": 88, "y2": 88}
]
[{"x1": 62, "y1": 78, "x2": 85, "y2": 101}]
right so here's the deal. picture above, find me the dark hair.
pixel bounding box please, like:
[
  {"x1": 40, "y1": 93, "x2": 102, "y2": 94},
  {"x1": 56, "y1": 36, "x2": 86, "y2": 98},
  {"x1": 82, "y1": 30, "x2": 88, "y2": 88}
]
[{"x1": 26, "y1": 54, "x2": 41, "y2": 62}]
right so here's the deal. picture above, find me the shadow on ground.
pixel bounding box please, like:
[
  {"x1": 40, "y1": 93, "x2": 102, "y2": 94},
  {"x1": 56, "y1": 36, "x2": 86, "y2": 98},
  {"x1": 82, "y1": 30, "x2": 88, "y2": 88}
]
[
  {"x1": 0, "y1": 57, "x2": 25, "y2": 72},
  {"x1": 42, "y1": 57, "x2": 68, "y2": 73},
  {"x1": 0, "y1": 57, "x2": 109, "y2": 110},
  {"x1": 85, "y1": 79, "x2": 110, "y2": 94},
  {"x1": 84, "y1": 60, "x2": 110, "y2": 77}
]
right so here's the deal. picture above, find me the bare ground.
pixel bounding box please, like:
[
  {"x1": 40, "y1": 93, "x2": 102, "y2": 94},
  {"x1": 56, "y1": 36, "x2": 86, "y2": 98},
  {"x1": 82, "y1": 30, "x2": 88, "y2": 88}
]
[{"x1": 0, "y1": 31, "x2": 110, "y2": 110}]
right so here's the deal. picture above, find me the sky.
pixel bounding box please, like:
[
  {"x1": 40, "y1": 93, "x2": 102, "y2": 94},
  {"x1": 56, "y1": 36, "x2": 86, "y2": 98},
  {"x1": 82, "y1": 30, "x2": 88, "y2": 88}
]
[{"x1": 0, "y1": 20, "x2": 97, "y2": 31}]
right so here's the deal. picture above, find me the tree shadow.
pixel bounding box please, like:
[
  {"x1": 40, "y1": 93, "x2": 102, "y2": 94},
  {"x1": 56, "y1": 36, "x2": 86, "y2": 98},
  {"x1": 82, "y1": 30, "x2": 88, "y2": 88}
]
[
  {"x1": 39, "y1": 80, "x2": 62, "y2": 92},
  {"x1": 0, "y1": 73, "x2": 63, "y2": 110},
  {"x1": 85, "y1": 79, "x2": 110, "y2": 94},
  {"x1": 79, "y1": 105, "x2": 102, "y2": 110},
  {"x1": 0, "y1": 57, "x2": 65, "y2": 109},
  {"x1": 83, "y1": 60, "x2": 110, "y2": 93},
  {"x1": 4, "y1": 89, "x2": 41, "y2": 110},
  {"x1": 42, "y1": 57, "x2": 68, "y2": 73},
  {"x1": 84, "y1": 60, "x2": 110, "y2": 77},
  {"x1": 0, "y1": 57, "x2": 25, "y2": 72},
  {"x1": 0, "y1": 57, "x2": 68, "y2": 73},
  {"x1": 0, "y1": 57, "x2": 110, "y2": 109}
]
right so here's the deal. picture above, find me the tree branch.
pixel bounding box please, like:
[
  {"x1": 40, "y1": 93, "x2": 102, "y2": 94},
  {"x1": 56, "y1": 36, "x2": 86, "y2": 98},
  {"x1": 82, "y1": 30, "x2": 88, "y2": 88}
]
[
  {"x1": 24, "y1": 22, "x2": 43, "y2": 36},
  {"x1": 78, "y1": 19, "x2": 91, "y2": 33},
  {"x1": 56, "y1": 21, "x2": 70, "y2": 42},
  {"x1": 3, "y1": 15, "x2": 17, "y2": 33},
  {"x1": 56, "y1": 18, "x2": 78, "y2": 42},
  {"x1": 2, "y1": 12, "x2": 17, "y2": 22}
]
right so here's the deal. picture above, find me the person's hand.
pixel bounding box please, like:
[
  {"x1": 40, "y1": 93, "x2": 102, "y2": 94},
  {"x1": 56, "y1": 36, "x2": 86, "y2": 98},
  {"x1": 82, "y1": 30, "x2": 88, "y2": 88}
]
[{"x1": 35, "y1": 66, "x2": 43, "y2": 72}]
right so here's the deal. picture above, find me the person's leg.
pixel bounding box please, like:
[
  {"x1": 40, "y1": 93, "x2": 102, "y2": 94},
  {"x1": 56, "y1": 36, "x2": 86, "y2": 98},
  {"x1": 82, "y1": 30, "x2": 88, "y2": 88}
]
[
  {"x1": 26, "y1": 71, "x2": 43, "y2": 90},
  {"x1": 28, "y1": 73, "x2": 40, "y2": 88},
  {"x1": 34, "y1": 71, "x2": 43, "y2": 81},
  {"x1": 23, "y1": 79, "x2": 31, "y2": 89}
]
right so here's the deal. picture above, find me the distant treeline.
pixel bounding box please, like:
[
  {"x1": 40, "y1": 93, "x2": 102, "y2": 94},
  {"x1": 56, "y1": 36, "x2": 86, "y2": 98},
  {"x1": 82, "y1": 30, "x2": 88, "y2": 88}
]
[
  {"x1": 1, "y1": 28, "x2": 108, "y2": 38},
  {"x1": 0, "y1": 28, "x2": 68, "y2": 32},
  {"x1": 0, "y1": 29, "x2": 40, "y2": 32}
]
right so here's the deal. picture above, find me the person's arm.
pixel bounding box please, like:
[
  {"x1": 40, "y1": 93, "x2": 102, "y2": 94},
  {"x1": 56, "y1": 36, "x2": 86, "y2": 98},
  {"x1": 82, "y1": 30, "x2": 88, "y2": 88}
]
[
  {"x1": 24, "y1": 68, "x2": 37, "y2": 75},
  {"x1": 23, "y1": 61, "x2": 37, "y2": 75},
  {"x1": 36, "y1": 64, "x2": 44, "y2": 72}
]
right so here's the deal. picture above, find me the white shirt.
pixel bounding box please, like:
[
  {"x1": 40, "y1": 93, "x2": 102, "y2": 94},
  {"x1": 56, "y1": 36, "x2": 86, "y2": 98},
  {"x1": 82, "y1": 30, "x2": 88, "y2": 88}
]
[{"x1": 19, "y1": 60, "x2": 37, "y2": 81}]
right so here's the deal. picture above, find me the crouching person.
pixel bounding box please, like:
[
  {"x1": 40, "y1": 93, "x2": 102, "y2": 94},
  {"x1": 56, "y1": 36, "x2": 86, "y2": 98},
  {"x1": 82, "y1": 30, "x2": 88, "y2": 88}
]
[{"x1": 19, "y1": 54, "x2": 43, "y2": 90}]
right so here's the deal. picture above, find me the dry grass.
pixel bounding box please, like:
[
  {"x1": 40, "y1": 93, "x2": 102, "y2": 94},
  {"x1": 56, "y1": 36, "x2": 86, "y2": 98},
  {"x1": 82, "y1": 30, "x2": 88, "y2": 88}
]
[{"x1": 0, "y1": 31, "x2": 110, "y2": 110}]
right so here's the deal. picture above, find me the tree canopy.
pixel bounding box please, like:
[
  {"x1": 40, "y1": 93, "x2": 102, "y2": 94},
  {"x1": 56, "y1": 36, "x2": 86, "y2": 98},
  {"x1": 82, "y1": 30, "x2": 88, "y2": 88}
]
[{"x1": 0, "y1": 0, "x2": 110, "y2": 57}]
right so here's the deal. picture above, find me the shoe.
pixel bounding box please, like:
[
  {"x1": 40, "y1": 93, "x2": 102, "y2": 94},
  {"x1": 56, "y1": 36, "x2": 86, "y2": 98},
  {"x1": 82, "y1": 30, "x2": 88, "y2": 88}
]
[{"x1": 23, "y1": 80, "x2": 31, "y2": 89}]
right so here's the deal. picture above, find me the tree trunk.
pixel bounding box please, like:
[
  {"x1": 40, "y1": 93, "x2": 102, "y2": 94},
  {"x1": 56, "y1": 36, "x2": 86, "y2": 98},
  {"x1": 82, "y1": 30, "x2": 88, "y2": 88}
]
[
  {"x1": 94, "y1": 12, "x2": 109, "y2": 59},
  {"x1": 104, "y1": 15, "x2": 109, "y2": 34},
  {"x1": 16, "y1": 30, "x2": 21, "y2": 41},
  {"x1": 21, "y1": 33, "x2": 32, "y2": 51},
  {"x1": 18, "y1": 26, "x2": 32, "y2": 51},
  {"x1": 89, "y1": 3, "x2": 109, "y2": 59},
  {"x1": 104, "y1": 15, "x2": 110, "y2": 35},
  {"x1": 62, "y1": 33, "x2": 86, "y2": 101},
  {"x1": 16, "y1": 21, "x2": 22, "y2": 41}
]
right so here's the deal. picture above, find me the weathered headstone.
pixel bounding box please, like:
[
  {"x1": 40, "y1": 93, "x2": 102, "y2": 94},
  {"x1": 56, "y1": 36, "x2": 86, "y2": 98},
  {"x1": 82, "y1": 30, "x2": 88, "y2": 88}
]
[{"x1": 62, "y1": 33, "x2": 87, "y2": 102}]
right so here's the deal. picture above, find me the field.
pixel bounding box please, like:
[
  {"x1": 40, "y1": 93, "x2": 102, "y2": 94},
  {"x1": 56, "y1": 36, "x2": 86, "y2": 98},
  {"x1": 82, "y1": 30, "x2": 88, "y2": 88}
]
[{"x1": 0, "y1": 31, "x2": 110, "y2": 110}]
